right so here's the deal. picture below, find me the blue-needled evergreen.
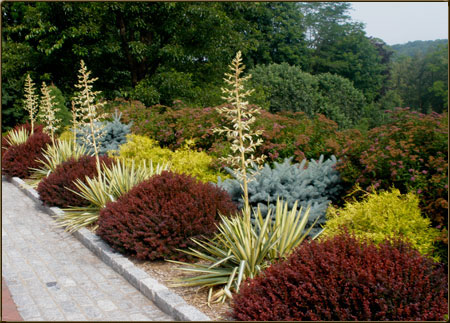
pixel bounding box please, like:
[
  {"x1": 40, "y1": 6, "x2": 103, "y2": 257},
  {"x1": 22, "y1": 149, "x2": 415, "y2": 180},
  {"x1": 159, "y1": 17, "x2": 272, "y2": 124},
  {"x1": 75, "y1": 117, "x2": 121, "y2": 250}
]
[
  {"x1": 217, "y1": 155, "x2": 342, "y2": 236},
  {"x1": 75, "y1": 111, "x2": 132, "y2": 155}
]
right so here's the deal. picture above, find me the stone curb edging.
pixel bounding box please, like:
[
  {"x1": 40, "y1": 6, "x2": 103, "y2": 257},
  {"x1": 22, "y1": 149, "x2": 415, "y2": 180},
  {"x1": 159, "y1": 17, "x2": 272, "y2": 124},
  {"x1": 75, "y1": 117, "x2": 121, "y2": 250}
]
[{"x1": 4, "y1": 176, "x2": 211, "y2": 322}]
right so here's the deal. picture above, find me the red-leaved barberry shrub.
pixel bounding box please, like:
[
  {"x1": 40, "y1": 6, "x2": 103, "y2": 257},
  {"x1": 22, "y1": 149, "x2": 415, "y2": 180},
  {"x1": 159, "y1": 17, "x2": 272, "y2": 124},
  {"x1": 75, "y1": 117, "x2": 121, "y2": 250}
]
[
  {"x1": 232, "y1": 233, "x2": 448, "y2": 321},
  {"x1": 96, "y1": 171, "x2": 237, "y2": 261},
  {"x1": 37, "y1": 155, "x2": 114, "y2": 208},
  {"x1": 2, "y1": 124, "x2": 51, "y2": 178}
]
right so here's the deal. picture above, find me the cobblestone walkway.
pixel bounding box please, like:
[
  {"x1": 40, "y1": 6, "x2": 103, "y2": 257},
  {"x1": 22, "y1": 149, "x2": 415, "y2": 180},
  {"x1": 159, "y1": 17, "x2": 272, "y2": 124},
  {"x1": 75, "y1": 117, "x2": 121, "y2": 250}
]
[{"x1": 2, "y1": 180, "x2": 174, "y2": 321}]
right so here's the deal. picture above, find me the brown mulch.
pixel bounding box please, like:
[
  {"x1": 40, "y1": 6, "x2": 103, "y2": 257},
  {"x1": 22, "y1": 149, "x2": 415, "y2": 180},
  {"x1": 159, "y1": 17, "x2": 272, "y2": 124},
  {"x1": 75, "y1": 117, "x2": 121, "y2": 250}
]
[{"x1": 131, "y1": 258, "x2": 234, "y2": 321}]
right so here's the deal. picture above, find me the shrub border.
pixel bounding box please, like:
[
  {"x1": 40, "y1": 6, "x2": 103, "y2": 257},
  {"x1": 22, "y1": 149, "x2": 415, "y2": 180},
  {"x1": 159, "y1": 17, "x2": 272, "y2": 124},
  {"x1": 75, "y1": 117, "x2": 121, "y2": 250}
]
[{"x1": 3, "y1": 175, "x2": 211, "y2": 321}]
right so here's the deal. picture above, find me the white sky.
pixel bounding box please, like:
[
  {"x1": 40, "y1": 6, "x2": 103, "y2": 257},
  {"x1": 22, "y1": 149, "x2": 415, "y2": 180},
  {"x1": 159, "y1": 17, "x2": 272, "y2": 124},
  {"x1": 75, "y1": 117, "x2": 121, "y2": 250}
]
[{"x1": 349, "y1": 2, "x2": 448, "y2": 45}]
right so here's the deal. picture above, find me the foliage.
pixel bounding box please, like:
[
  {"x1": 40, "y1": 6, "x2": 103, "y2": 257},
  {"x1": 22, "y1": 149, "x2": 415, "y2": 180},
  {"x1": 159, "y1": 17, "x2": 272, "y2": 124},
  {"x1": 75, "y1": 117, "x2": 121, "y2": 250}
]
[
  {"x1": 218, "y1": 156, "x2": 342, "y2": 237},
  {"x1": 116, "y1": 134, "x2": 229, "y2": 183},
  {"x1": 110, "y1": 99, "x2": 345, "y2": 166},
  {"x1": 170, "y1": 199, "x2": 317, "y2": 305},
  {"x1": 389, "y1": 42, "x2": 448, "y2": 113},
  {"x1": 298, "y1": 2, "x2": 390, "y2": 101},
  {"x1": 322, "y1": 188, "x2": 441, "y2": 260},
  {"x1": 4, "y1": 127, "x2": 29, "y2": 147},
  {"x1": 1, "y1": 122, "x2": 36, "y2": 151},
  {"x1": 335, "y1": 108, "x2": 448, "y2": 229},
  {"x1": 36, "y1": 155, "x2": 113, "y2": 208},
  {"x1": 96, "y1": 171, "x2": 237, "y2": 261},
  {"x1": 38, "y1": 81, "x2": 61, "y2": 143},
  {"x1": 76, "y1": 111, "x2": 132, "y2": 156},
  {"x1": 1, "y1": 126, "x2": 52, "y2": 178},
  {"x1": 22, "y1": 74, "x2": 39, "y2": 134},
  {"x1": 2, "y1": 2, "x2": 391, "y2": 130},
  {"x1": 232, "y1": 233, "x2": 448, "y2": 321},
  {"x1": 28, "y1": 139, "x2": 90, "y2": 188},
  {"x1": 57, "y1": 159, "x2": 169, "y2": 232},
  {"x1": 249, "y1": 63, "x2": 367, "y2": 128}
]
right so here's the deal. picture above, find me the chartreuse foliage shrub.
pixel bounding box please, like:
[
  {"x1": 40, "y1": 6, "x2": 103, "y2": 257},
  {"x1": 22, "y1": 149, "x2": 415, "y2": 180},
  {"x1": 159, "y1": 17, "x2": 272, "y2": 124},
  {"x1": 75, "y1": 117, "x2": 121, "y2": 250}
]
[
  {"x1": 96, "y1": 171, "x2": 237, "y2": 261},
  {"x1": 116, "y1": 134, "x2": 229, "y2": 183},
  {"x1": 2, "y1": 124, "x2": 52, "y2": 178},
  {"x1": 232, "y1": 233, "x2": 448, "y2": 321},
  {"x1": 322, "y1": 188, "x2": 441, "y2": 260},
  {"x1": 217, "y1": 155, "x2": 341, "y2": 237},
  {"x1": 76, "y1": 111, "x2": 132, "y2": 156},
  {"x1": 37, "y1": 155, "x2": 114, "y2": 208}
]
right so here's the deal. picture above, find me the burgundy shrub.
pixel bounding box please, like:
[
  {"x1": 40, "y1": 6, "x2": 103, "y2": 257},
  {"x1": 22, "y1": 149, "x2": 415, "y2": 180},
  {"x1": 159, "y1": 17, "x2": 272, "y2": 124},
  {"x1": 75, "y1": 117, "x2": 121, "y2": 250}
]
[
  {"x1": 2, "y1": 125, "x2": 51, "y2": 178},
  {"x1": 37, "y1": 155, "x2": 113, "y2": 208},
  {"x1": 97, "y1": 171, "x2": 237, "y2": 261},
  {"x1": 232, "y1": 233, "x2": 448, "y2": 321}
]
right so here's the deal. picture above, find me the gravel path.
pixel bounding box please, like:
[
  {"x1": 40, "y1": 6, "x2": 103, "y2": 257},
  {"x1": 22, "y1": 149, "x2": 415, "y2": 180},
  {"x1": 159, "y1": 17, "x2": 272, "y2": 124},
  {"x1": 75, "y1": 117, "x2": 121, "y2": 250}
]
[{"x1": 2, "y1": 179, "x2": 174, "y2": 321}]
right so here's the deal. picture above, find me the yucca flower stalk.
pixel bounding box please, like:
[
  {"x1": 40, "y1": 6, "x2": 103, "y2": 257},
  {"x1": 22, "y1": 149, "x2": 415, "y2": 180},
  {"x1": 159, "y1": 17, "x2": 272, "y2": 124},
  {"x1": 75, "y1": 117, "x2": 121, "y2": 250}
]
[
  {"x1": 214, "y1": 51, "x2": 265, "y2": 221},
  {"x1": 57, "y1": 159, "x2": 169, "y2": 232},
  {"x1": 39, "y1": 82, "x2": 61, "y2": 145},
  {"x1": 73, "y1": 60, "x2": 107, "y2": 173},
  {"x1": 23, "y1": 74, "x2": 39, "y2": 134},
  {"x1": 71, "y1": 100, "x2": 79, "y2": 151}
]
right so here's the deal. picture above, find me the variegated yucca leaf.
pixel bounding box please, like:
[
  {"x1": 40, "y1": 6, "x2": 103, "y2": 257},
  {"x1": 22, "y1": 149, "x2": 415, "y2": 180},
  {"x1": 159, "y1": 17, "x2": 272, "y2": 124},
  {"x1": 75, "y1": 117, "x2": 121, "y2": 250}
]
[
  {"x1": 4, "y1": 128, "x2": 29, "y2": 147},
  {"x1": 57, "y1": 158, "x2": 169, "y2": 232},
  {"x1": 28, "y1": 139, "x2": 90, "y2": 188},
  {"x1": 169, "y1": 198, "x2": 321, "y2": 305}
]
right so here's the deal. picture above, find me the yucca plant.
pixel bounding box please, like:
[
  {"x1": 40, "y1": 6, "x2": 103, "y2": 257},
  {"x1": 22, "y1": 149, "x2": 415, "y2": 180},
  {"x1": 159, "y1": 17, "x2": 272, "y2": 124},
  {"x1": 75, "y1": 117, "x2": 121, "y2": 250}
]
[
  {"x1": 57, "y1": 159, "x2": 169, "y2": 232},
  {"x1": 169, "y1": 198, "x2": 320, "y2": 305},
  {"x1": 4, "y1": 127, "x2": 29, "y2": 147},
  {"x1": 28, "y1": 139, "x2": 90, "y2": 188}
]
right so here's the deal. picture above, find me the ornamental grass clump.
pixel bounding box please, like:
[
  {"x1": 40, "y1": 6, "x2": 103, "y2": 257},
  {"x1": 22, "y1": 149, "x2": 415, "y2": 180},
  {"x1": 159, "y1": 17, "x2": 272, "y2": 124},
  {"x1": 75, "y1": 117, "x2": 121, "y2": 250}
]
[
  {"x1": 322, "y1": 187, "x2": 441, "y2": 260},
  {"x1": 57, "y1": 158, "x2": 169, "y2": 232},
  {"x1": 96, "y1": 171, "x2": 237, "y2": 261},
  {"x1": 232, "y1": 233, "x2": 448, "y2": 321}
]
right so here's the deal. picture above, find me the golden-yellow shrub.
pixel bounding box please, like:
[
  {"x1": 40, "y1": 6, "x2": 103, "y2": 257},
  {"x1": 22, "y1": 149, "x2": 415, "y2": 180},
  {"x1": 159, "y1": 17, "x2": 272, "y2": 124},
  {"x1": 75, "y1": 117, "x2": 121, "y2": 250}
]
[
  {"x1": 321, "y1": 188, "x2": 441, "y2": 260},
  {"x1": 114, "y1": 134, "x2": 229, "y2": 183}
]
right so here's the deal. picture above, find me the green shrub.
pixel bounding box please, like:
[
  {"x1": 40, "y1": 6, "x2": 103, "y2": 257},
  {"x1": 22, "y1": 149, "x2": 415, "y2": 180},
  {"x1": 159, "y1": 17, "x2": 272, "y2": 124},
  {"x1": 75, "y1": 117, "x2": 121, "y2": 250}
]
[
  {"x1": 322, "y1": 188, "x2": 441, "y2": 260},
  {"x1": 116, "y1": 134, "x2": 229, "y2": 183},
  {"x1": 248, "y1": 63, "x2": 367, "y2": 128}
]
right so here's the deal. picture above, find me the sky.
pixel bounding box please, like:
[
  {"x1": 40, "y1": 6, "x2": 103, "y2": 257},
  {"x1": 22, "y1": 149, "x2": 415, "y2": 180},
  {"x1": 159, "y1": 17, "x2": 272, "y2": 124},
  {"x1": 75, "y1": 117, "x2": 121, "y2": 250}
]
[{"x1": 348, "y1": 2, "x2": 448, "y2": 45}]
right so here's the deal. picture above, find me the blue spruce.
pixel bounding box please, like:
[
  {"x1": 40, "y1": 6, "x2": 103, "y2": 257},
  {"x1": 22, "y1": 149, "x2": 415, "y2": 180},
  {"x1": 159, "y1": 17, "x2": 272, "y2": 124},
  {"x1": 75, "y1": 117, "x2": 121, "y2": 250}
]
[{"x1": 217, "y1": 155, "x2": 342, "y2": 237}]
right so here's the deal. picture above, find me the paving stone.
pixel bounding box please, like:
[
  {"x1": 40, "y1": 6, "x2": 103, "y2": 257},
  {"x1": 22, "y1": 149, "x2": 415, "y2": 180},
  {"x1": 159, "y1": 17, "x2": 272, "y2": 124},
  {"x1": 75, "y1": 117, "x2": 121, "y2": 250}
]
[{"x1": 2, "y1": 180, "x2": 174, "y2": 321}]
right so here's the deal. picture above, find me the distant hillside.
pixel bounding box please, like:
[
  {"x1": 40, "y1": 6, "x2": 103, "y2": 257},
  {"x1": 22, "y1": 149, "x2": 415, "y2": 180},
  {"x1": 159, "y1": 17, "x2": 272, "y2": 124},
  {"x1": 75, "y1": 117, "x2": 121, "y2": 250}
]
[{"x1": 390, "y1": 39, "x2": 448, "y2": 58}]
